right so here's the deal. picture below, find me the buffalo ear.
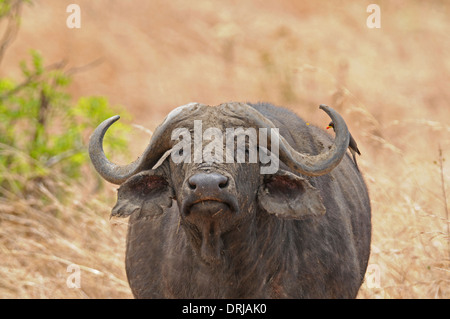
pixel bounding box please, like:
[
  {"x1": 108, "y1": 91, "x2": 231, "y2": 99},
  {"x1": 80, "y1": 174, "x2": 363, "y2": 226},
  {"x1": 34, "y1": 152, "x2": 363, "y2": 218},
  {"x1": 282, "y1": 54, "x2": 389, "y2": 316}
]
[
  {"x1": 257, "y1": 170, "x2": 326, "y2": 220},
  {"x1": 112, "y1": 169, "x2": 174, "y2": 218}
]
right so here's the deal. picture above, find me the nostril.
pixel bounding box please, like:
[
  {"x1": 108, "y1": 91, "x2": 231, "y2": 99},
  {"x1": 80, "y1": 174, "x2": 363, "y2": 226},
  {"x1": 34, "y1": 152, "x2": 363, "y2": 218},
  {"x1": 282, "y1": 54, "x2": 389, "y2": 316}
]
[
  {"x1": 218, "y1": 179, "x2": 228, "y2": 189},
  {"x1": 188, "y1": 176, "x2": 197, "y2": 190},
  {"x1": 188, "y1": 181, "x2": 197, "y2": 190}
]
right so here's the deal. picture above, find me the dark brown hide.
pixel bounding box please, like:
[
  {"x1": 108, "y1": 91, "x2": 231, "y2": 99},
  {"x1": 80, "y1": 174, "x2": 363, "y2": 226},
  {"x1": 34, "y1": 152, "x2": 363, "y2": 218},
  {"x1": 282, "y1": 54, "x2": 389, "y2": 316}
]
[{"x1": 90, "y1": 102, "x2": 371, "y2": 298}]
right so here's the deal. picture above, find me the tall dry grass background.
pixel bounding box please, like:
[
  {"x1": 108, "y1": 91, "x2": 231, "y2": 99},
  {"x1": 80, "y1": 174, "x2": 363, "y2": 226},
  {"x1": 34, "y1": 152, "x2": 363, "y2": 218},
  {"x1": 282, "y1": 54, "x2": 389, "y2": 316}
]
[{"x1": 0, "y1": 0, "x2": 449, "y2": 298}]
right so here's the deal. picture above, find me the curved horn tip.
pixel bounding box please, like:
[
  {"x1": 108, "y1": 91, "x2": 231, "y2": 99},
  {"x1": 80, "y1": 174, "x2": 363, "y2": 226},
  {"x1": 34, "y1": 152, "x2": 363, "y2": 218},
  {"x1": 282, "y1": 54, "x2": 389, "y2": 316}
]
[
  {"x1": 93, "y1": 115, "x2": 121, "y2": 132},
  {"x1": 318, "y1": 104, "x2": 340, "y2": 121},
  {"x1": 108, "y1": 115, "x2": 121, "y2": 123},
  {"x1": 89, "y1": 115, "x2": 121, "y2": 143},
  {"x1": 319, "y1": 104, "x2": 330, "y2": 111}
]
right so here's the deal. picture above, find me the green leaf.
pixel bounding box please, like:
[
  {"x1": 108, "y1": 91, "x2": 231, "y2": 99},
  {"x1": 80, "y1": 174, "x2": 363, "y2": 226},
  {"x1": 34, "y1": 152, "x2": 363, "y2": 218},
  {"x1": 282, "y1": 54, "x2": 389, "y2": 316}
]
[{"x1": 30, "y1": 49, "x2": 44, "y2": 75}]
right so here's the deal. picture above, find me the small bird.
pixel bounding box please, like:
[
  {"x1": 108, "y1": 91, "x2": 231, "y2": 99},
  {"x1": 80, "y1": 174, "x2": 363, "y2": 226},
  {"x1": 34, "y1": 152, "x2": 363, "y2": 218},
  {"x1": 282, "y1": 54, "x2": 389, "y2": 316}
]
[{"x1": 327, "y1": 121, "x2": 361, "y2": 170}]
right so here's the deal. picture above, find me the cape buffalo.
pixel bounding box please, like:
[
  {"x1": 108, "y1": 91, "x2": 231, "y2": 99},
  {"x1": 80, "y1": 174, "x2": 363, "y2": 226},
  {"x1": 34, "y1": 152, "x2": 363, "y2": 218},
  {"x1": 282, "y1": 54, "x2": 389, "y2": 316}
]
[{"x1": 89, "y1": 102, "x2": 371, "y2": 298}]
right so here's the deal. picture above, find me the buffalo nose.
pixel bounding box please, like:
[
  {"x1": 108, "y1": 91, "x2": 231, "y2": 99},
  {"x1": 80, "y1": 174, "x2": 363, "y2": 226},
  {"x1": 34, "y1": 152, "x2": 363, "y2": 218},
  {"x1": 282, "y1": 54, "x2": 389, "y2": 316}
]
[{"x1": 188, "y1": 173, "x2": 229, "y2": 194}]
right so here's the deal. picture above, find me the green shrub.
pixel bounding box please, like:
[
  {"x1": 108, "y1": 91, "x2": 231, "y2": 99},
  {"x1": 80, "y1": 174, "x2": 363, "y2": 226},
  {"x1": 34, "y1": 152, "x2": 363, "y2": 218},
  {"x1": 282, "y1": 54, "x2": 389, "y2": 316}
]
[{"x1": 0, "y1": 50, "x2": 132, "y2": 196}]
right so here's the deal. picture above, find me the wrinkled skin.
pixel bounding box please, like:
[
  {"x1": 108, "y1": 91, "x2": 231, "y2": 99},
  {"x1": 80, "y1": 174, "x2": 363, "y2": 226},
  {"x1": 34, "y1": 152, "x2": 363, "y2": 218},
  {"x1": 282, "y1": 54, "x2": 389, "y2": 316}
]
[{"x1": 104, "y1": 103, "x2": 371, "y2": 298}]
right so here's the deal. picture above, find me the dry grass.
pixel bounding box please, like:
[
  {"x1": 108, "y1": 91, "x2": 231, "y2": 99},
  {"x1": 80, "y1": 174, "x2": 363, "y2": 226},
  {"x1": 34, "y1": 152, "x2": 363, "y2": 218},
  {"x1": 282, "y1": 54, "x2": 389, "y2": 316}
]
[
  {"x1": 0, "y1": 168, "x2": 131, "y2": 298},
  {"x1": 0, "y1": 0, "x2": 449, "y2": 298}
]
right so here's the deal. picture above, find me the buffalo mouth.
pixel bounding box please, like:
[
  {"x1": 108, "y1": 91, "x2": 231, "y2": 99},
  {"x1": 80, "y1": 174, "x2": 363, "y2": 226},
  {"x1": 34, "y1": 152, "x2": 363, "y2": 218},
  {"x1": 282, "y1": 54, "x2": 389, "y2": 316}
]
[
  {"x1": 186, "y1": 199, "x2": 233, "y2": 217},
  {"x1": 181, "y1": 195, "x2": 239, "y2": 218}
]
